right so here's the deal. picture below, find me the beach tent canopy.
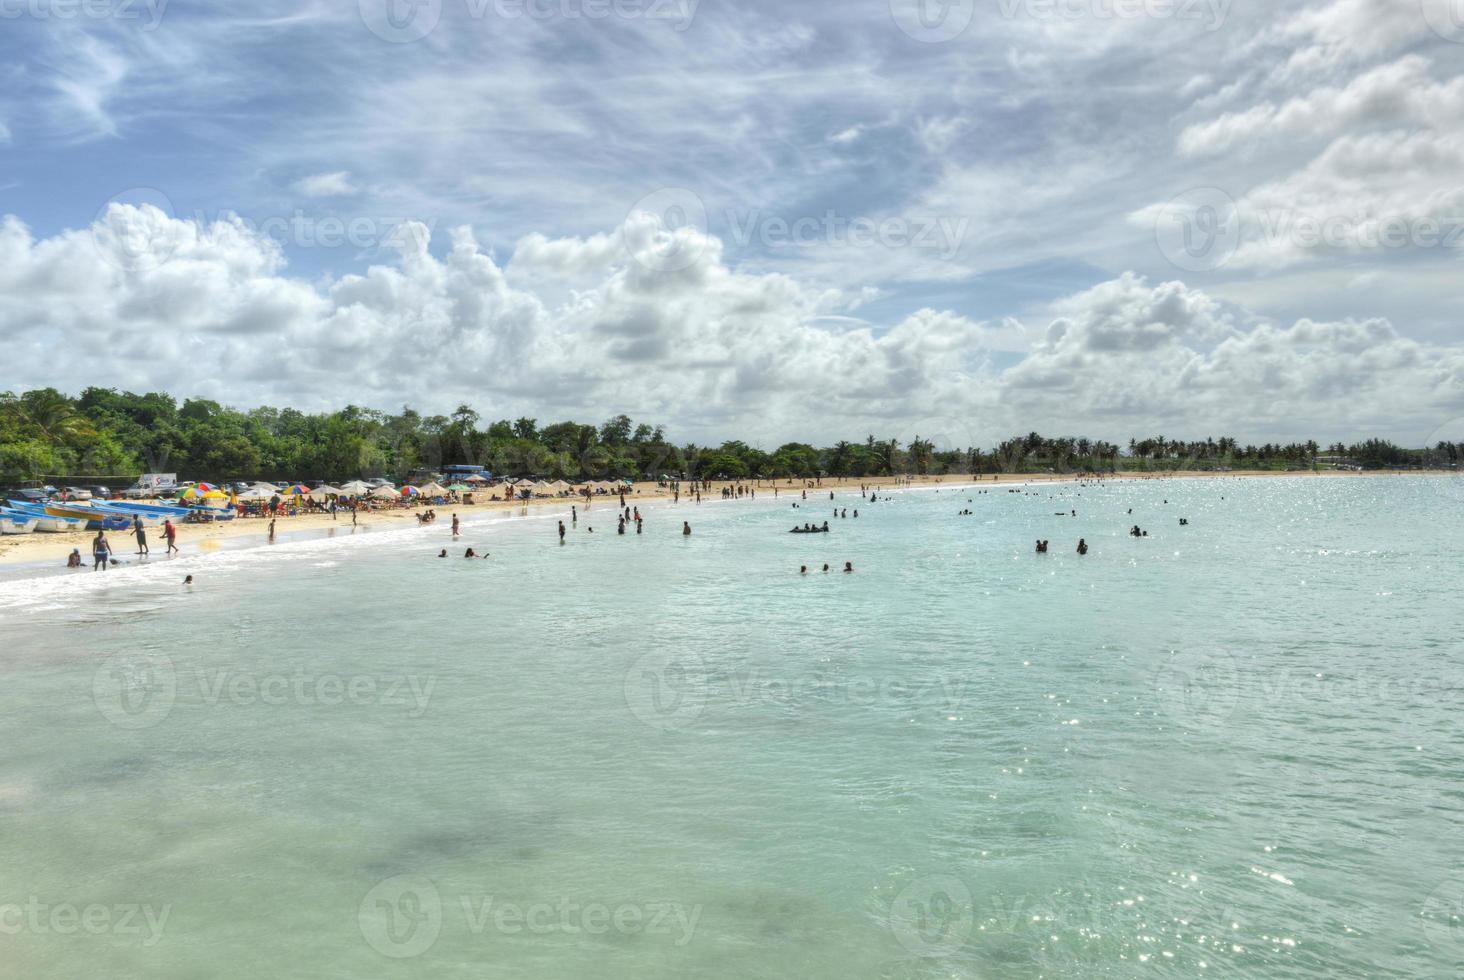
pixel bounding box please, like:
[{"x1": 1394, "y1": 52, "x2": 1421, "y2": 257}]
[
  {"x1": 310, "y1": 484, "x2": 344, "y2": 497},
  {"x1": 238, "y1": 488, "x2": 275, "y2": 500},
  {"x1": 369, "y1": 485, "x2": 400, "y2": 500},
  {"x1": 464, "y1": 473, "x2": 490, "y2": 483},
  {"x1": 446, "y1": 483, "x2": 470, "y2": 492},
  {"x1": 339, "y1": 480, "x2": 371, "y2": 494},
  {"x1": 250, "y1": 482, "x2": 280, "y2": 495},
  {"x1": 418, "y1": 482, "x2": 449, "y2": 496}
]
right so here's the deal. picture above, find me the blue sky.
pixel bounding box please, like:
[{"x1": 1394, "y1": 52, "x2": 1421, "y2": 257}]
[{"x1": 3, "y1": 0, "x2": 1464, "y2": 447}]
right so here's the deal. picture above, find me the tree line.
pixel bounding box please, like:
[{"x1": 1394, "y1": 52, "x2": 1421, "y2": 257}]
[{"x1": 1, "y1": 388, "x2": 1459, "y2": 484}]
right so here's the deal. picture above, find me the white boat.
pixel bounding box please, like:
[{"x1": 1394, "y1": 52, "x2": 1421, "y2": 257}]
[{"x1": 0, "y1": 513, "x2": 35, "y2": 535}]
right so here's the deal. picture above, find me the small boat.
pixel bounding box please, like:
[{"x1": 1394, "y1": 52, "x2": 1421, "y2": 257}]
[
  {"x1": 92, "y1": 501, "x2": 191, "y2": 525},
  {"x1": 0, "y1": 511, "x2": 35, "y2": 535},
  {"x1": 42, "y1": 502, "x2": 132, "y2": 531},
  {"x1": 5, "y1": 502, "x2": 83, "y2": 533}
]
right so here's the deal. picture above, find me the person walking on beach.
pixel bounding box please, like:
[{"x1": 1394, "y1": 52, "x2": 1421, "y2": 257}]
[
  {"x1": 351, "y1": 504, "x2": 358, "y2": 527},
  {"x1": 132, "y1": 515, "x2": 149, "y2": 556},
  {"x1": 92, "y1": 531, "x2": 112, "y2": 570},
  {"x1": 268, "y1": 518, "x2": 277, "y2": 542},
  {"x1": 163, "y1": 519, "x2": 179, "y2": 555},
  {"x1": 452, "y1": 513, "x2": 460, "y2": 537}
]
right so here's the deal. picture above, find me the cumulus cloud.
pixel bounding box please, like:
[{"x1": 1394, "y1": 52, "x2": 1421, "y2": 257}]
[{"x1": 6, "y1": 207, "x2": 1464, "y2": 447}]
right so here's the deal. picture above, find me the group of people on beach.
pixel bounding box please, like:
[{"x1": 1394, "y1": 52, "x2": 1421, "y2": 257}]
[{"x1": 70, "y1": 516, "x2": 179, "y2": 569}]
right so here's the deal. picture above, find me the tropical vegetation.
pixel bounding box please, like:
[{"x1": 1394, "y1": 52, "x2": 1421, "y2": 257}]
[{"x1": 1, "y1": 388, "x2": 1458, "y2": 485}]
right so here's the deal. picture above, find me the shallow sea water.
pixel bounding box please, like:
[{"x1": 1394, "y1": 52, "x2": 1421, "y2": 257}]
[{"x1": 0, "y1": 476, "x2": 1460, "y2": 978}]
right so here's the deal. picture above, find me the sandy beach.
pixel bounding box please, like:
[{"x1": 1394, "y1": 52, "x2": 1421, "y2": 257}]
[{"x1": 0, "y1": 469, "x2": 1441, "y2": 571}]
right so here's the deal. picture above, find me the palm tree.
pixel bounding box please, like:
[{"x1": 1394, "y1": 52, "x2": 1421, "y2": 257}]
[{"x1": 16, "y1": 389, "x2": 94, "y2": 442}]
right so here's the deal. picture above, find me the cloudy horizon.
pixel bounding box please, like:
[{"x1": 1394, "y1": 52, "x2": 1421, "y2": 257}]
[{"x1": 3, "y1": 0, "x2": 1464, "y2": 449}]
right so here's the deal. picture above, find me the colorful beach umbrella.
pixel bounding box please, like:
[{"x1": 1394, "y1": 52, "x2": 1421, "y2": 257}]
[
  {"x1": 400, "y1": 485, "x2": 421, "y2": 497},
  {"x1": 286, "y1": 484, "x2": 311, "y2": 495}
]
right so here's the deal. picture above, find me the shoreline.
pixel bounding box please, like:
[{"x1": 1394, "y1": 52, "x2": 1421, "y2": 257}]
[{"x1": 0, "y1": 469, "x2": 1450, "y2": 573}]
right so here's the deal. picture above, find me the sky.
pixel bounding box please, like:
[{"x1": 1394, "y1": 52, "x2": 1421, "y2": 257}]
[{"x1": 2, "y1": 0, "x2": 1464, "y2": 449}]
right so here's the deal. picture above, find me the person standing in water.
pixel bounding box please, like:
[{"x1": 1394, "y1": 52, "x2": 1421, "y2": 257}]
[
  {"x1": 163, "y1": 518, "x2": 179, "y2": 555},
  {"x1": 1076, "y1": 538, "x2": 1088, "y2": 555},
  {"x1": 92, "y1": 531, "x2": 112, "y2": 570},
  {"x1": 132, "y1": 515, "x2": 149, "y2": 556},
  {"x1": 452, "y1": 513, "x2": 460, "y2": 537},
  {"x1": 682, "y1": 521, "x2": 691, "y2": 536},
  {"x1": 268, "y1": 518, "x2": 277, "y2": 542},
  {"x1": 558, "y1": 520, "x2": 566, "y2": 542}
]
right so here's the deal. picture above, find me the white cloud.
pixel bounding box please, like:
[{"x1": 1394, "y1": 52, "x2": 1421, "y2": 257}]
[
  {"x1": 294, "y1": 171, "x2": 358, "y2": 197},
  {"x1": 7, "y1": 207, "x2": 1464, "y2": 447}
]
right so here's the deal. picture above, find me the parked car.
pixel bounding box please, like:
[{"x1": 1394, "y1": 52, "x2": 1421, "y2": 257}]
[
  {"x1": 13, "y1": 488, "x2": 50, "y2": 504},
  {"x1": 90, "y1": 486, "x2": 114, "y2": 500},
  {"x1": 64, "y1": 486, "x2": 93, "y2": 500}
]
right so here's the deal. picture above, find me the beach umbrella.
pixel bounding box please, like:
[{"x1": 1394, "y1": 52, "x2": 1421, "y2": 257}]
[
  {"x1": 250, "y1": 482, "x2": 279, "y2": 494},
  {"x1": 194, "y1": 482, "x2": 216, "y2": 492},
  {"x1": 419, "y1": 482, "x2": 449, "y2": 496},
  {"x1": 464, "y1": 473, "x2": 489, "y2": 483},
  {"x1": 180, "y1": 486, "x2": 224, "y2": 500},
  {"x1": 340, "y1": 480, "x2": 371, "y2": 494},
  {"x1": 286, "y1": 484, "x2": 311, "y2": 495},
  {"x1": 369, "y1": 485, "x2": 399, "y2": 500},
  {"x1": 310, "y1": 484, "x2": 344, "y2": 497},
  {"x1": 400, "y1": 485, "x2": 421, "y2": 497},
  {"x1": 238, "y1": 488, "x2": 274, "y2": 500}
]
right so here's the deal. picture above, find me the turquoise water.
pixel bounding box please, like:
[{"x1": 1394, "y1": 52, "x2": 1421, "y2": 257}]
[{"x1": 0, "y1": 476, "x2": 1460, "y2": 978}]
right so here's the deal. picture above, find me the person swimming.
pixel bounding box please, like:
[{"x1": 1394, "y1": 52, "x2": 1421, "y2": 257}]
[
  {"x1": 183, "y1": 575, "x2": 193, "y2": 585},
  {"x1": 1076, "y1": 539, "x2": 1089, "y2": 555},
  {"x1": 682, "y1": 521, "x2": 691, "y2": 536},
  {"x1": 438, "y1": 549, "x2": 448, "y2": 557},
  {"x1": 843, "y1": 562, "x2": 853, "y2": 573},
  {"x1": 800, "y1": 565, "x2": 807, "y2": 574}
]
